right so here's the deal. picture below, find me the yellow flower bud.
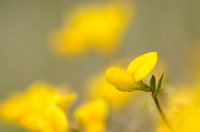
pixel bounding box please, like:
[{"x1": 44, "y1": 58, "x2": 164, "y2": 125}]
[{"x1": 105, "y1": 52, "x2": 157, "y2": 92}]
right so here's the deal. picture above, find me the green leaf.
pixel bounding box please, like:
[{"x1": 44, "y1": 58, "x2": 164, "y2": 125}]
[
  {"x1": 157, "y1": 73, "x2": 164, "y2": 93},
  {"x1": 150, "y1": 75, "x2": 156, "y2": 92}
]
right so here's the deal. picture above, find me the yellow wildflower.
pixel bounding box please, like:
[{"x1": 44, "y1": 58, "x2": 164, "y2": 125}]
[
  {"x1": 87, "y1": 72, "x2": 134, "y2": 109},
  {"x1": 74, "y1": 99, "x2": 108, "y2": 132},
  {"x1": 49, "y1": 2, "x2": 133, "y2": 56},
  {"x1": 85, "y1": 121, "x2": 105, "y2": 132},
  {"x1": 105, "y1": 52, "x2": 157, "y2": 92},
  {"x1": 156, "y1": 84, "x2": 200, "y2": 132},
  {"x1": 0, "y1": 82, "x2": 76, "y2": 132}
]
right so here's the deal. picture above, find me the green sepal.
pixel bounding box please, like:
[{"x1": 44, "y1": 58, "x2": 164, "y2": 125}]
[
  {"x1": 157, "y1": 73, "x2": 164, "y2": 93},
  {"x1": 150, "y1": 75, "x2": 156, "y2": 92}
]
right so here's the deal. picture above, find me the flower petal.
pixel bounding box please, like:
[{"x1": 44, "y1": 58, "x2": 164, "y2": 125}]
[
  {"x1": 127, "y1": 52, "x2": 157, "y2": 82},
  {"x1": 105, "y1": 67, "x2": 136, "y2": 92}
]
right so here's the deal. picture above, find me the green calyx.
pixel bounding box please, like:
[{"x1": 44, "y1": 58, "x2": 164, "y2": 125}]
[{"x1": 150, "y1": 73, "x2": 164, "y2": 96}]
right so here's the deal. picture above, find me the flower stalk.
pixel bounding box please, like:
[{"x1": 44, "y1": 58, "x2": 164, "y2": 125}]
[
  {"x1": 151, "y1": 90, "x2": 174, "y2": 132},
  {"x1": 147, "y1": 74, "x2": 174, "y2": 132},
  {"x1": 138, "y1": 74, "x2": 173, "y2": 131}
]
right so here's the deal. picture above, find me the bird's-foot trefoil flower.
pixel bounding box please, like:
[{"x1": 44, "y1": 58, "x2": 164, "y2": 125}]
[
  {"x1": 156, "y1": 84, "x2": 200, "y2": 132},
  {"x1": 74, "y1": 99, "x2": 108, "y2": 132},
  {"x1": 105, "y1": 52, "x2": 157, "y2": 92},
  {"x1": 0, "y1": 81, "x2": 77, "y2": 132},
  {"x1": 48, "y1": 2, "x2": 133, "y2": 57},
  {"x1": 105, "y1": 52, "x2": 173, "y2": 131}
]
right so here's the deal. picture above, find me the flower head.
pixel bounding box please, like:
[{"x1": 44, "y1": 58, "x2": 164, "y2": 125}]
[
  {"x1": 0, "y1": 82, "x2": 76, "y2": 132},
  {"x1": 156, "y1": 84, "x2": 200, "y2": 132},
  {"x1": 74, "y1": 99, "x2": 108, "y2": 132},
  {"x1": 105, "y1": 52, "x2": 157, "y2": 92},
  {"x1": 49, "y1": 2, "x2": 133, "y2": 56}
]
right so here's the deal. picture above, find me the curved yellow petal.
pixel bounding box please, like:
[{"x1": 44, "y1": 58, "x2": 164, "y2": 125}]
[
  {"x1": 127, "y1": 52, "x2": 157, "y2": 82},
  {"x1": 105, "y1": 67, "x2": 136, "y2": 92}
]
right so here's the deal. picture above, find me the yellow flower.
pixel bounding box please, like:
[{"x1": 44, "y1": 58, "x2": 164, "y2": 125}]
[
  {"x1": 85, "y1": 121, "x2": 105, "y2": 132},
  {"x1": 87, "y1": 72, "x2": 134, "y2": 109},
  {"x1": 0, "y1": 82, "x2": 77, "y2": 132},
  {"x1": 49, "y1": 2, "x2": 133, "y2": 56},
  {"x1": 74, "y1": 99, "x2": 108, "y2": 132},
  {"x1": 156, "y1": 84, "x2": 200, "y2": 132},
  {"x1": 105, "y1": 52, "x2": 157, "y2": 92}
]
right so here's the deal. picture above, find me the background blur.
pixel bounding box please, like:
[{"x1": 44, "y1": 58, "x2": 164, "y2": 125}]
[{"x1": 0, "y1": 0, "x2": 200, "y2": 131}]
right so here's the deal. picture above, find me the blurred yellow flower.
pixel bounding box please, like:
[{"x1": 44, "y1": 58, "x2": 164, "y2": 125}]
[
  {"x1": 105, "y1": 52, "x2": 157, "y2": 92},
  {"x1": 156, "y1": 84, "x2": 200, "y2": 132},
  {"x1": 49, "y1": 2, "x2": 133, "y2": 56},
  {"x1": 87, "y1": 72, "x2": 134, "y2": 110},
  {"x1": 85, "y1": 121, "x2": 105, "y2": 132},
  {"x1": 74, "y1": 99, "x2": 108, "y2": 132},
  {"x1": 0, "y1": 82, "x2": 77, "y2": 132}
]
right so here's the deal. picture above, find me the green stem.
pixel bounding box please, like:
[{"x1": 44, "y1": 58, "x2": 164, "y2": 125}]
[
  {"x1": 139, "y1": 81, "x2": 173, "y2": 131},
  {"x1": 151, "y1": 91, "x2": 174, "y2": 132}
]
